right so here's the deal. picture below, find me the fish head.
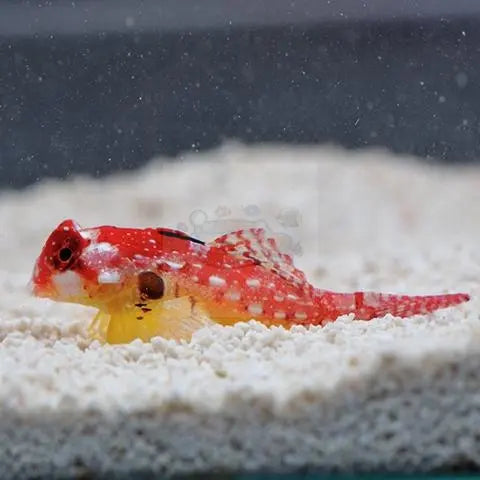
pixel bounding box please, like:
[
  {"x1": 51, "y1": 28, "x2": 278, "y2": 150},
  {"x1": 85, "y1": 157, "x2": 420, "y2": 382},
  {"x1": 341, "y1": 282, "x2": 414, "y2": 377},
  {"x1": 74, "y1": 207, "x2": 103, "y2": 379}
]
[{"x1": 30, "y1": 219, "x2": 114, "y2": 306}]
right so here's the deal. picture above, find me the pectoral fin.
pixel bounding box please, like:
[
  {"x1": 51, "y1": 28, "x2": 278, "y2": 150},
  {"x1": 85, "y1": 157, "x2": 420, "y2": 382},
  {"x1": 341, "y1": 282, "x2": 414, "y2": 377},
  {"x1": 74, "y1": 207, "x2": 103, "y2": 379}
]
[
  {"x1": 157, "y1": 297, "x2": 215, "y2": 341},
  {"x1": 101, "y1": 296, "x2": 214, "y2": 344},
  {"x1": 87, "y1": 310, "x2": 111, "y2": 343}
]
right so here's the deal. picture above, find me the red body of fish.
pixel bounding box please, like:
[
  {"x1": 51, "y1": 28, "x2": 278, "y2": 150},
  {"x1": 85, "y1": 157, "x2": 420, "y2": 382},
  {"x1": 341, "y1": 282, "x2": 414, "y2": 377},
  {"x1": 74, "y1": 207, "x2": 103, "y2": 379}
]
[{"x1": 30, "y1": 219, "x2": 470, "y2": 343}]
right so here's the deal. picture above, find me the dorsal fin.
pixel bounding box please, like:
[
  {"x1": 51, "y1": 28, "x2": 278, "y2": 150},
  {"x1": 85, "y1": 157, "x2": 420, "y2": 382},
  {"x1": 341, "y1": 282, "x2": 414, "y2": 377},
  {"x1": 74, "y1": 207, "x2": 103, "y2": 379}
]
[
  {"x1": 155, "y1": 228, "x2": 205, "y2": 245},
  {"x1": 209, "y1": 228, "x2": 309, "y2": 289}
]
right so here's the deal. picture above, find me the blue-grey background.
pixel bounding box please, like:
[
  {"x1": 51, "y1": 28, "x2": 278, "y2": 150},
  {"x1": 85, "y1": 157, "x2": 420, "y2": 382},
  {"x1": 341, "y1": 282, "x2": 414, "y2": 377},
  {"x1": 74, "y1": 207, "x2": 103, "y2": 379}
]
[{"x1": 1, "y1": 0, "x2": 480, "y2": 188}]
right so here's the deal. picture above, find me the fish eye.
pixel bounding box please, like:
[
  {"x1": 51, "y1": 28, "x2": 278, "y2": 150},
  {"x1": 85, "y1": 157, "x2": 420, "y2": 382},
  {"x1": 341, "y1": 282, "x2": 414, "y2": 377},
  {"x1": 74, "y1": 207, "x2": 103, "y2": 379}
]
[
  {"x1": 58, "y1": 247, "x2": 73, "y2": 262},
  {"x1": 45, "y1": 228, "x2": 86, "y2": 272}
]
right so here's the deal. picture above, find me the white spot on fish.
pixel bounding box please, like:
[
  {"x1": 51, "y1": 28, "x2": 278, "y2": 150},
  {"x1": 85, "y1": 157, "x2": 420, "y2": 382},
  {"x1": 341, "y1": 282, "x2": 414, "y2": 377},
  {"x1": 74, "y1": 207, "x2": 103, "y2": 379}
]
[
  {"x1": 52, "y1": 270, "x2": 83, "y2": 296},
  {"x1": 191, "y1": 275, "x2": 199, "y2": 282},
  {"x1": 267, "y1": 282, "x2": 276, "y2": 289},
  {"x1": 148, "y1": 239, "x2": 156, "y2": 244},
  {"x1": 248, "y1": 303, "x2": 263, "y2": 316},
  {"x1": 246, "y1": 278, "x2": 261, "y2": 288},
  {"x1": 85, "y1": 242, "x2": 117, "y2": 255},
  {"x1": 225, "y1": 290, "x2": 241, "y2": 301},
  {"x1": 192, "y1": 263, "x2": 203, "y2": 269},
  {"x1": 294, "y1": 311, "x2": 307, "y2": 320},
  {"x1": 274, "y1": 311, "x2": 286, "y2": 320},
  {"x1": 273, "y1": 294, "x2": 284, "y2": 302},
  {"x1": 97, "y1": 270, "x2": 121, "y2": 284},
  {"x1": 287, "y1": 293, "x2": 298, "y2": 301},
  {"x1": 209, "y1": 275, "x2": 226, "y2": 287},
  {"x1": 190, "y1": 242, "x2": 204, "y2": 253},
  {"x1": 80, "y1": 229, "x2": 98, "y2": 241},
  {"x1": 164, "y1": 260, "x2": 185, "y2": 270}
]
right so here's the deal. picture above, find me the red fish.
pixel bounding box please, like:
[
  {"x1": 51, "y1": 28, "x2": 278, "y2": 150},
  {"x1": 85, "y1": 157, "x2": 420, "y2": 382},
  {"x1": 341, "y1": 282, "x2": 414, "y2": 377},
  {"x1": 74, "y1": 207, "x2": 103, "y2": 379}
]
[{"x1": 30, "y1": 219, "x2": 470, "y2": 344}]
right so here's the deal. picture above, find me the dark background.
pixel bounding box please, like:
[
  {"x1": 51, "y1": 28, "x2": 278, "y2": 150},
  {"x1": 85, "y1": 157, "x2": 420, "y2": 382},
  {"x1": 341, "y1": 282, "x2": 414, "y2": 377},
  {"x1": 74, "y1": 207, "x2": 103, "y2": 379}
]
[{"x1": 1, "y1": 0, "x2": 480, "y2": 189}]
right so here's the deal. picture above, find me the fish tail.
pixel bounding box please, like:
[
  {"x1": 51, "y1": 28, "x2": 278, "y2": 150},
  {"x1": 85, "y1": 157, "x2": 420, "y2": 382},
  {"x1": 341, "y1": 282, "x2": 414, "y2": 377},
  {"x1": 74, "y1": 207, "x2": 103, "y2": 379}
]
[{"x1": 315, "y1": 290, "x2": 470, "y2": 321}]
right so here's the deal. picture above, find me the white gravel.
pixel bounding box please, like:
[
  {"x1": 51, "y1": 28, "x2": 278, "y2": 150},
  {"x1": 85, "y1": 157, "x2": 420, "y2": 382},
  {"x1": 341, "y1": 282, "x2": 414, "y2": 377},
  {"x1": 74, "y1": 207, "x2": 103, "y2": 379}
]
[{"x1": 0, "y1": 143, "x2": 479, "y2": 478}]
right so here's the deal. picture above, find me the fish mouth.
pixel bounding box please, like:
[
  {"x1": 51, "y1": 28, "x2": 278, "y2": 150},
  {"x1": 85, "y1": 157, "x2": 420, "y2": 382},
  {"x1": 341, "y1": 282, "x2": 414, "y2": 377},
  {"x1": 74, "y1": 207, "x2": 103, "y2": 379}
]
[{"x1": 28, "y1": 278, "x2": 53, "y2": 298}]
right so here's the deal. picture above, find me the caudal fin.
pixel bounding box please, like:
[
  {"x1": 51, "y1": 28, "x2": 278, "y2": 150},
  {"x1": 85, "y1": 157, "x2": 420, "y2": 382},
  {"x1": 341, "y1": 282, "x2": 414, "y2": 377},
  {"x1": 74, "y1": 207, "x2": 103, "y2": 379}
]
[{"x1": 317, "y1": 290, "x2": 470, "y2": 321}]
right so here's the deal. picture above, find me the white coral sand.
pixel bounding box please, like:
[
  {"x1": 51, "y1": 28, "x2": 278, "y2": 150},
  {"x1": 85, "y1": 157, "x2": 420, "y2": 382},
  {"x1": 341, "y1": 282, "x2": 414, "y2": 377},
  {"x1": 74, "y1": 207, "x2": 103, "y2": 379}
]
[{"x1": 0, "y1": 143, "x2": 479, "y2": 478}]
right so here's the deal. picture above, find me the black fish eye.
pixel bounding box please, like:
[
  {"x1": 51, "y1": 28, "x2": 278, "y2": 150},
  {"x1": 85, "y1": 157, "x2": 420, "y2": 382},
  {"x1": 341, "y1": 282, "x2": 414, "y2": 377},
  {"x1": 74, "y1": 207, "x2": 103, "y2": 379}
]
[{"x1": 58, "y1": 247, "x2": 73, "y2": 262}]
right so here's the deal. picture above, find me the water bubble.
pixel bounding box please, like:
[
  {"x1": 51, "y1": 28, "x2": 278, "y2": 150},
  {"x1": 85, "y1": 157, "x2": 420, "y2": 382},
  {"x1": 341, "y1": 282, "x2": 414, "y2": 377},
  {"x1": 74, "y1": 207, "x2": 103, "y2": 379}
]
[{"x1": 455, "y1": 72, "x2": 468, "y2": 89}]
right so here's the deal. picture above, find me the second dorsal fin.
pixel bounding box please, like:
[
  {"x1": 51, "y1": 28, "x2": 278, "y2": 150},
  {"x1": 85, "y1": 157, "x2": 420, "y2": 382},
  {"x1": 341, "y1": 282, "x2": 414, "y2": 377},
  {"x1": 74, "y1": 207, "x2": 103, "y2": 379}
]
[{"x1": 209, "y1": 228, "x2": 309, "y2": 289}]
